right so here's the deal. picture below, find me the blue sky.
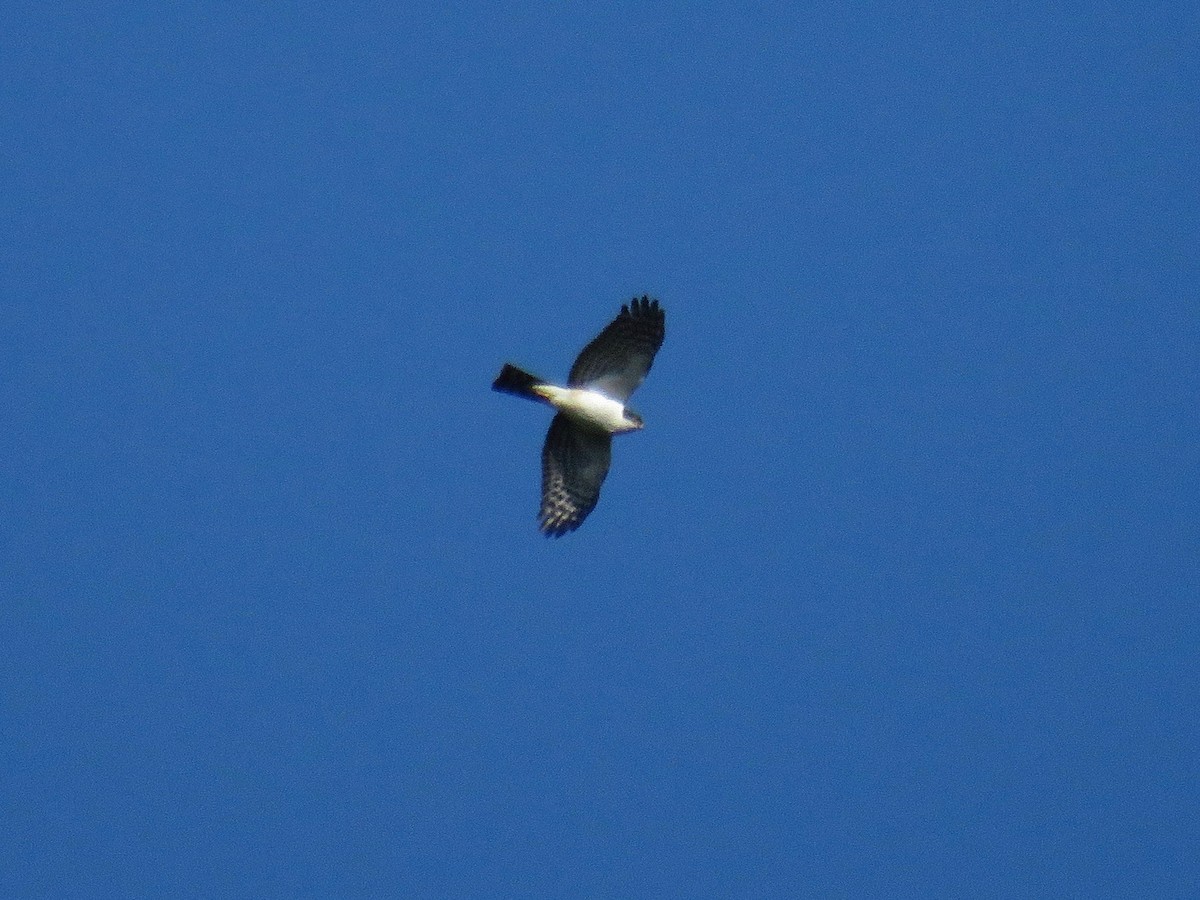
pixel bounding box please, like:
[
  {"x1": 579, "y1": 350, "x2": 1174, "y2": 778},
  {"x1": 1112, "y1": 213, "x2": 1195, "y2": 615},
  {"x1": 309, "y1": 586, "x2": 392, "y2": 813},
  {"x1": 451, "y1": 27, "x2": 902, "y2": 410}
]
[{"x1": 3, "y1": 3, "x2": 1197, "y2": 896}]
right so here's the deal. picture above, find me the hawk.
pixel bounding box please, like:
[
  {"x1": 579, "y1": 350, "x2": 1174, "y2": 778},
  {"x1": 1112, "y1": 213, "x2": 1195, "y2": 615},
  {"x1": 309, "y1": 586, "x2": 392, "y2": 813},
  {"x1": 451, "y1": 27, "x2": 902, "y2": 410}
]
[{"x1": 493, "y1": 296, "x2": 666, "y2": 536}]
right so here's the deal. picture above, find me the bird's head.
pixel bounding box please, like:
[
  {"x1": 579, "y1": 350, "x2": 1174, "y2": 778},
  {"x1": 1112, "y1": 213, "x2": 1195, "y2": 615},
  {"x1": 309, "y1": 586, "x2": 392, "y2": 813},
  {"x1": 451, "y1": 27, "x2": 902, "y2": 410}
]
[{"x1": 622, "y1": 407, "x2": 644, "y2": 430}]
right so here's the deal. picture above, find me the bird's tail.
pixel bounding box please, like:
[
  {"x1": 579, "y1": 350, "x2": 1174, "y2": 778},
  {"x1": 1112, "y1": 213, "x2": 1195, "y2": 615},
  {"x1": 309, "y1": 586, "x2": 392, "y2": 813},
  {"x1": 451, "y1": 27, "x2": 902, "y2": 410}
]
[{"x1": 492, "y1": 363, "x2": 550, "y2": 403}]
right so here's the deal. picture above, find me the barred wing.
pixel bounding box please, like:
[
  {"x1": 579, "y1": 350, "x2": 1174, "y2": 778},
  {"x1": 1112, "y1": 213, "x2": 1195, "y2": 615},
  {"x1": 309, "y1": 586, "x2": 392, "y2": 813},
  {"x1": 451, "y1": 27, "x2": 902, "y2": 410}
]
[
  {"x1": 567, "y1": 296, "x2": 665, "y2": 402},
  {"x1": 540, "y1": 414, "x2": 612, "y2": 537}
]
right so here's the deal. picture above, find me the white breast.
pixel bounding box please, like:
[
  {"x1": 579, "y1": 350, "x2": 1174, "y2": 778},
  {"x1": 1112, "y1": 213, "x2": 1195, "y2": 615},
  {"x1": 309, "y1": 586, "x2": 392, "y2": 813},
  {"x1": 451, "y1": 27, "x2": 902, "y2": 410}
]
[{"x1": 538, "y1": 386, "x2": 637, "y2": 433}]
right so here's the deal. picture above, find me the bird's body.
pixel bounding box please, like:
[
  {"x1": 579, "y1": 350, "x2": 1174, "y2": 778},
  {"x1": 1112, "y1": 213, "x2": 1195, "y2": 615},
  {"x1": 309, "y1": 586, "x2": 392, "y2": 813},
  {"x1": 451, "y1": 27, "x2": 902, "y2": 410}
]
[
  {"x1": 494, "y1": 372, "x2": 641, "y2": 434},
  {"x1": 492, "y1": 296, "x2": 665, "y2": 536}
]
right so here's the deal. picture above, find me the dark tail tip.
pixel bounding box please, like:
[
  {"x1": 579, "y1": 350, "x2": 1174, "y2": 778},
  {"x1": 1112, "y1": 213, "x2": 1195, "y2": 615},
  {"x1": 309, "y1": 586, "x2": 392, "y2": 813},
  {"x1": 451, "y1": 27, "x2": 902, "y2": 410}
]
[{"x1": 492, "y1": 363, "x2": 546, "y2": 400}]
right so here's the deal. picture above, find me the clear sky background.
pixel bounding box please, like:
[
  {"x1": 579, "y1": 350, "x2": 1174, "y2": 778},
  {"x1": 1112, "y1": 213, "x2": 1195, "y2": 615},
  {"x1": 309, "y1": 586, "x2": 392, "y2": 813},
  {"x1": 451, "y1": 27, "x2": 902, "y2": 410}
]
[{"x1": 3, "y1": 3, "x2": 1197, "y2": 897}]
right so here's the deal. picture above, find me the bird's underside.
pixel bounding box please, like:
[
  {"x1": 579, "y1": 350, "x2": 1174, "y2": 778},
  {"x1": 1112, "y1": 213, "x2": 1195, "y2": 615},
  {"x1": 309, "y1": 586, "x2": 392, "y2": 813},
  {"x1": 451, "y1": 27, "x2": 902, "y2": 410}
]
[{"x1": 492, "y1": 296, "x2": 665, "y2": 536}]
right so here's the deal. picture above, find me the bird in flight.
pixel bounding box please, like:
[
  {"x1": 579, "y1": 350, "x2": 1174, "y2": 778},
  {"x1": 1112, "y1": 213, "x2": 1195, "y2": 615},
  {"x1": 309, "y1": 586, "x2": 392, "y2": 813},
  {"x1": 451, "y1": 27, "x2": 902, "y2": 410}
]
[{"x1": 493, "y1": 296, "x2": 666, "y2": 536}]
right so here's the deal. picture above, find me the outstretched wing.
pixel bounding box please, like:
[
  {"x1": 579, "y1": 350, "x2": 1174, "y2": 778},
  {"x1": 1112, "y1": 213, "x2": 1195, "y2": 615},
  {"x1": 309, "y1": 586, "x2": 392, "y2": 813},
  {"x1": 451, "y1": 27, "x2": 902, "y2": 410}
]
[
  {"x1": 568, "y1": 296, "x2": 665, "y2": 402},
  {"x1": 540, "y1": 413, "x2": 612, "y2": 537}
]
